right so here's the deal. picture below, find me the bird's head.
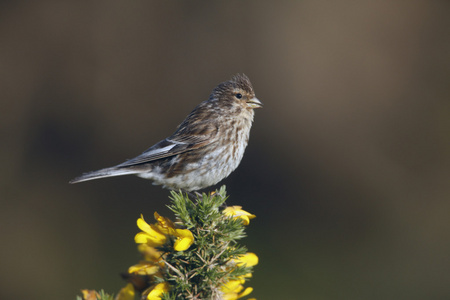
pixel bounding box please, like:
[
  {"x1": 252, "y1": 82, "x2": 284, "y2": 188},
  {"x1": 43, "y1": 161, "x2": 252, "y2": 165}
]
[{"x1": 212, "y1": 74, "x2": 263, "y2": 112}]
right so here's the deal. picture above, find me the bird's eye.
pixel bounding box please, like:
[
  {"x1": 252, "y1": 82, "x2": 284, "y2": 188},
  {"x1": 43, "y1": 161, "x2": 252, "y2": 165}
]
[{"x1": 235, "y1": 93, "x2": 243, "y2": 99}]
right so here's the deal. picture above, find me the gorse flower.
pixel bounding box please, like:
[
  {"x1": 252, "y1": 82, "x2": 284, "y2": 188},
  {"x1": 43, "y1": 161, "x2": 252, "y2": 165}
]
[
  {"x1": 116, "y1": 283, "x2": 135, "y2": 300},
  {"x1": 223, "y1": 206, "x2": 256, "y2": 226},
  {"x1": 135, "y1": 213, "x2": 194, "y2": 252},
  {"x1": 220, "y1": 252, "x2": 259, "y2": 300},
  {"x1": 146, "y1": 282, "x2": 170, "y2": 300},
  {"x1": 233, "y1": 253, "x2": 259, "y2": 268},
  {"x1": 221, "y1": 279, "x2": 253, "y2": 300},
  {"x1": 79, "y1": 186, "x2": 258, "y2": 300}
]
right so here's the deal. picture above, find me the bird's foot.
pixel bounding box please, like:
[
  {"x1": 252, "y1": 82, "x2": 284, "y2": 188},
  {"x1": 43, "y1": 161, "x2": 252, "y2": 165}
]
[{"x1": 186, "y1": 191, "x2": 202, "y2": 200}]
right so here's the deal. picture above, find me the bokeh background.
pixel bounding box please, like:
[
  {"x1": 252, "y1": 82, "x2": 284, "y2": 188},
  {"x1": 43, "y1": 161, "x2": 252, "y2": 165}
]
[{"x1": 1, "y1": 1, "x2": 449, "y2": 299}]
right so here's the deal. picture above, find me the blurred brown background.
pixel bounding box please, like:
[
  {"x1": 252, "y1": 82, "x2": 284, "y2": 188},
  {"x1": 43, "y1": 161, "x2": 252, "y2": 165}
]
[{"x1": 1, "y1": 1, "x2": 450, "y2": 299}]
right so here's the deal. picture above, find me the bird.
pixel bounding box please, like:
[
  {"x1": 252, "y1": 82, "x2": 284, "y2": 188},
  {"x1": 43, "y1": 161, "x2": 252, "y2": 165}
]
[{"x1": 70, "y1": 74, "x2": 262, "y2": 191}]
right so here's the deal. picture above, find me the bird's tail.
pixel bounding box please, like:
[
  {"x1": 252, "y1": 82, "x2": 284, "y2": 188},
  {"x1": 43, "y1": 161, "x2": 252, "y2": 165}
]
[{"x1": 69, "y1": 167, "x2": 140, "y2": 184}]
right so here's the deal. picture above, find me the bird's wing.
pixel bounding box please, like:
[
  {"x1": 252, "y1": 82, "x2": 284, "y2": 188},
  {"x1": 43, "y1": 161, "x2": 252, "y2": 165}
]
[{"x1": 116, "y1": 122, "x2": 218, "y2": 167}]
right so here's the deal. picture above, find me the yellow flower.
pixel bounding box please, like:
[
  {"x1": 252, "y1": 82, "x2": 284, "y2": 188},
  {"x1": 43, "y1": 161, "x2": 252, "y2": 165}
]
[
  {"x1": 173, "y1": 228, "x2": 194, "y2": 251},
  {"x1": 153, "y1": 212, "x2": 176, "y2": 234},
  {"x1": 128, "y1": 261, "x2": 160, "y2": 275},
  {"x1": 146, "y1": 282, "x2": 170, "y2": 300},
  {"x1": 223, "y1": 206, "x2": 256, "y2": 225},
  {"x1": 153, "y1": 212, "x2": 194, "y2": 251},
  {"x1": 115, "y1": 283, "x2": 135, "y2": 300},
  {"x1": 135, "y1": 215, "x2": 167, "y2": 247},
  {"x1": 234, "y1": 252, "x2": 259, "y2": 268},
  {"x1": 135, "y1": 213, "x2": 194, "y2": 251},
  {"x1": 221, "y1": 279, "x2": 254, "y2": 300},
  {"x1": 220, "y1": 252, "x2": 258, "y2": 300},
  {"x1": 137, "y1": 244, "x2": 162, "y2": 261}
]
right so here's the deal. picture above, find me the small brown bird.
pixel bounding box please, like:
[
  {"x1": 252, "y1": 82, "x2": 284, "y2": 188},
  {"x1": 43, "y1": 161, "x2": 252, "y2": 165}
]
[{"x1": 70, "y1": 74, "x2": 262, "y2": 191}]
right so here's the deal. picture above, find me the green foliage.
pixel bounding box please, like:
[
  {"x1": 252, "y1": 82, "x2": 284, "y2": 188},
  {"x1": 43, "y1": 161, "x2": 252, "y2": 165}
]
[
  {"x1": 163, "y1": 187, "x2": 252, "y2": 299},
  {"x1": 77, "y1": 186, "x2": 256, "y2": 300}
]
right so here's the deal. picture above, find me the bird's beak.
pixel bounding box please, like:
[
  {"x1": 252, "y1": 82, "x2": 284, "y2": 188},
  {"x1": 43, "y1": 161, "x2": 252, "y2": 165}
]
[{"x1": 247, "y1": 97, "x2": 263, "y2": 109}]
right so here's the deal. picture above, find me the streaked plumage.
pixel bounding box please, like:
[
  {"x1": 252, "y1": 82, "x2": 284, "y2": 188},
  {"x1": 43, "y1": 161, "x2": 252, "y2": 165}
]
[{"x1": 70, "y1": 74, "x2": 261, "y2": 191}]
